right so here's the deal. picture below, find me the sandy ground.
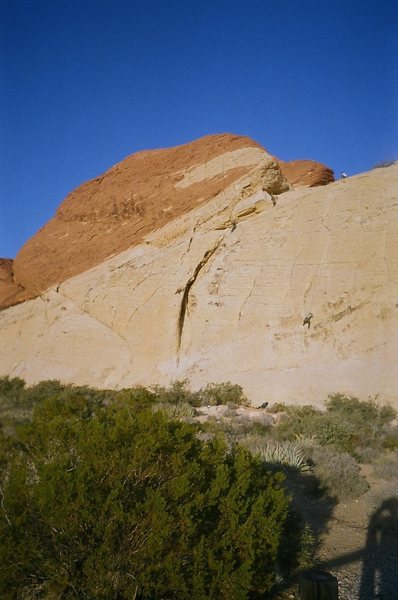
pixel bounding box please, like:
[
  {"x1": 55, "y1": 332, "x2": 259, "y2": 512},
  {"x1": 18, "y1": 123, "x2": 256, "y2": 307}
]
[{"x1": 277, "y1": 465, "x2": 398, "y2": 599}]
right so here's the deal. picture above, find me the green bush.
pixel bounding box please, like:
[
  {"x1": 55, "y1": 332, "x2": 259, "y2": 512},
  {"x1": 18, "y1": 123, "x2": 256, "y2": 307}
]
[
  {"x1": 326, "y1": 394, "x2": 396, "y2": 428},
  {"x1": 274, "y1": 395, "x2": 396, "y2": 457},
  {"x1": 0, "y1": 375, "x2": 26, "y2": 398},
  {"x1": 153, "y1": 380, "x2": 249, "y2": 409},
  {"x1": 382, "y1": 424, "x2": 398, "y2": 451},
  {"x1": 0, "y1": 384, "x2": 298, "y2": 600},
  {"x1": 152, "y1": 379, "x2": 201, "y2": 406},
  {"x1": 197, "y1": 382, "x2": 249, "y2": 407},
  {"x1": 0, "y1": 377, "x2": 119, "y2": 434},
  {"x1": 275, "y1": 406, "x2": 356, "y2": 453},
  {"x1": 0, "y1": 376, "x2": 30, "y2": 431}
]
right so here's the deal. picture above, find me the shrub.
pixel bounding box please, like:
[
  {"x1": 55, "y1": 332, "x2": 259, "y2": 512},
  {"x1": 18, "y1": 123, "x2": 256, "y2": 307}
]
[
  {"x1": 309, "y1": 446, "x2": 369, "y2": 500},
  {"x1": 0, "y1": 385, "x2": 299, "y2": 599},
  {"x1": 296, "y1": 523, "x2": 316, "y2": 569},
  {"x1": 326, "y1": 394, "x2": 396, "y2": 428},
  {"x1": 275, "y1": 395, "x2": 397, "y2": 456},
  {"x1": 382, "y1": 426, "x2": 398, "y2": 451},
  {"x1": 152, "y1": 380, "x2": 249, "y2": 409},
  {"x1": 0, "y1": 376, "x2": 26, "y2": 398},
  {"x1": 197, "y1": 382, "x2": 249, "y2": 407},
  {"x1": 354, "y1": 445, "x2": 380, "y2": 464},
  {"x1": 0, "y1": 377, "x2": 119, "y2": 434},
  {"x1": 372, "y1": 451, "x2": 398, "y2": 480},
  {"x1": 0, "y1": 376, "x2": 30, "y2": 431},
  {"x1": 152, "y1": 379, "x2": 201, "y2": 406},
  {"x1": 275, "y1": 406, "x2": 356, "y2": 453},
  {"x1": 241, "y1": 436, "x2": 311, "y2": 473},
  {"x1": 326, "y1": 394, "x2": 396, "y2": 456},
  {"x1": 153, "y1": 400, "x2": 196, "y2": 419}
]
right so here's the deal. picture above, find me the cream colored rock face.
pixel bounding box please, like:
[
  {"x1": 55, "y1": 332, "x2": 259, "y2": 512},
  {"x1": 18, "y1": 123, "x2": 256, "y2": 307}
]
[
  {"x1": 1, "y1": 164, "x2": 397, "y2": 408},
  {"x1": 174, "y1": 148, "x2": 265, "y2": 188}
]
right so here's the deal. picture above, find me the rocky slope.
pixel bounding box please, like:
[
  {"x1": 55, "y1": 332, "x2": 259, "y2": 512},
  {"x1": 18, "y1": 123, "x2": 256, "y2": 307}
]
[
  {"x1": 5, "y1": 134, "x2": 287, "y2": 301},
  {"x1": 0, "y1": 134, "x2": 396, "y2": 408},
  {"x1": 0, "y1": 259, "x2": 27, "y2": 309},
  {"x1": 1, "y1": 134, "x2": 333, "y2": 309}
]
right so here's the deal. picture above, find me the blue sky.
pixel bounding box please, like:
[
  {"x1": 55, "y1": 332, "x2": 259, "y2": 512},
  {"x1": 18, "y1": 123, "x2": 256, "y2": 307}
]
[{"x1": 1, "y1": 0, "x2": 397, "y2": 258}]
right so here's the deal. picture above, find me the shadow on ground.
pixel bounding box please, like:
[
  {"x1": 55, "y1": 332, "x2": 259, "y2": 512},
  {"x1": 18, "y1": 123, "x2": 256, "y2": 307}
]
[
  {"x1": 306, "y1": 497, "x2": 398, "y2": 600},
  {"x1": 270, "y1": 470, "x2": 398, "y2": 600},
  {"x1": 322, "y1": 496, "x2": 398, "y2": 600},
  {"x1": 268, "y1": 470, "x2": 337, "y2": 598}
]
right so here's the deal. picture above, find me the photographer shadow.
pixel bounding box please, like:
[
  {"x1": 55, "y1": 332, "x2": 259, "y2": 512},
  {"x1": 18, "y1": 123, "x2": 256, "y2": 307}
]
[
  {"x1": 359, "y1": 496, "x2": 398, "y2": 599},
  {"x1": 268, "y1": 469, "x2": 338, "y2": 597}
]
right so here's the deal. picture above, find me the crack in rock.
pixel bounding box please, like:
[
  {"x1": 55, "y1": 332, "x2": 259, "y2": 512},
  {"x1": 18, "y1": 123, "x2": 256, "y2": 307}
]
[
  {"x1": 238, "y1": 277, "x2": 257, "y2": 321},
  {"x1": 176, "y1": 237, "x2": 225, "y2": 356}
]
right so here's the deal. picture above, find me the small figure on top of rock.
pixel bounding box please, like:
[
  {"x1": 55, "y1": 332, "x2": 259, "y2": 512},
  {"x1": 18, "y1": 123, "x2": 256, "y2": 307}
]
[
  {"x1": 303, "y1": 312, "x2": 313, "y2": 329},
  {"x1": 341, "y1": 172, "x2": 348, "y2": 179}
]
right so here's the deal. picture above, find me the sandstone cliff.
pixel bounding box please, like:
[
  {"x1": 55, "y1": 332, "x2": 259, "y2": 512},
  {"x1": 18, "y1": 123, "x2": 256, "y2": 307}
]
[
  {"x1": 0, "y1": 259, "x2": 27, "y2": 309},
  {"x1": 8, "y1": 134, "x2": 287, "y2": 300},
  {"x1": 2, "y1": 134, "x2": 334, "y2": 310},
  {"x1": 0, "y1": 144, "x2": 396, "y2": 408},
  {"x1": 279, "y1": 159, "x2": 334, "y2": 187}
]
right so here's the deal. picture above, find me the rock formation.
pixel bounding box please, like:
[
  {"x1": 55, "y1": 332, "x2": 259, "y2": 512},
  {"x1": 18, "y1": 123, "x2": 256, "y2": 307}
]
[
  {"x1": 0, "y1": 259, "x2": 28, "y2": 309},
  {"x1": 1, "y1": 135, "x2": 334, "y2": 310},
  {"x1": 279, "y1": 159, "x2": 334, "y2": 187},
  {"x1": 7, "y1": 134, "x2": 287, "y2": 302},
  {"x1": 1, "y1": 135, "x2": 396, "y2": 408}
]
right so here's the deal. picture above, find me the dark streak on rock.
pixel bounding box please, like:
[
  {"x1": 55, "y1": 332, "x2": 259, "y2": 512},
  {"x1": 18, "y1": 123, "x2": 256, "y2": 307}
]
[{"x1": 177, "y1": 239, "x2": 224, "y2": 355}]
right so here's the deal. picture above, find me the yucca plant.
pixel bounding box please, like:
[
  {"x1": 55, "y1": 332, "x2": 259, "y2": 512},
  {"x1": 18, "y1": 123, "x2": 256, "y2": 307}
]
[{"x1": 242, "y1": 437, "x2": 311, "y2": 473}]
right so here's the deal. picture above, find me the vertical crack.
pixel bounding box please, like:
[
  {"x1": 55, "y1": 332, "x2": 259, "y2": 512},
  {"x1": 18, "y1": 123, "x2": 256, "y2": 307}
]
[
  {"x1": 176, "y1": 237, "x2": 225, "y2": 356},
  {"x1": 238, "y1": 277, "x2": 257, "y2": 321}
]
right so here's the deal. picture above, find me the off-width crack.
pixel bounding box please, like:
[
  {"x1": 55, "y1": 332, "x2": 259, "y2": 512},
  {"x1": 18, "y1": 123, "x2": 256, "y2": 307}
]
[{"x1": 176, "y1": 236, "x2": 225, "y2": 355}]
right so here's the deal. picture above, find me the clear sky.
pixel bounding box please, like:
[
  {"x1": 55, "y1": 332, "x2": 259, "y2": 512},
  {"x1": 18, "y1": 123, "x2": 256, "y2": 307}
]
[{"x1": 1, "y1": 0, "x2": 397, "y2": 258}]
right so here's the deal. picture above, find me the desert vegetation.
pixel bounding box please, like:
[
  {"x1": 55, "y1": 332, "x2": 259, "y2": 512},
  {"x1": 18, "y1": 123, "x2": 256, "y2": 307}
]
[
  {"x1": 0, "y1": 378, "x2": 304, "y2": 599},
  {"x1": 0, "y1": 377, "x2": 396, "y2": 599}
]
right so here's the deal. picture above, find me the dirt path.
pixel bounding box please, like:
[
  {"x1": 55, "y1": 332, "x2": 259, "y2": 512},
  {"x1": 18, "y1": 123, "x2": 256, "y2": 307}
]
[{"x1": 277, "y1": 466, "x2": 398, "y2": 599}]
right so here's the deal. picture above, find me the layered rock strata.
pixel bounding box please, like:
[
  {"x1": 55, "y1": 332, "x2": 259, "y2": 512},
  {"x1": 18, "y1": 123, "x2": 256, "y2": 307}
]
[
  {"x1": 0, "y1": 259, "x2": 27, "y2": 309},
  {"x1": 279, "y1": 159, "x2": 334, "y2": 187},
  {"x1": 8, "y1": 134, "x2": 288, "y2": 302},
  {"x1": 2, "y1": 134, "x2": 335, "y2": 310},
  {"x1": 1, "y1": 160, "x2": 397, "y2": 408}
]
